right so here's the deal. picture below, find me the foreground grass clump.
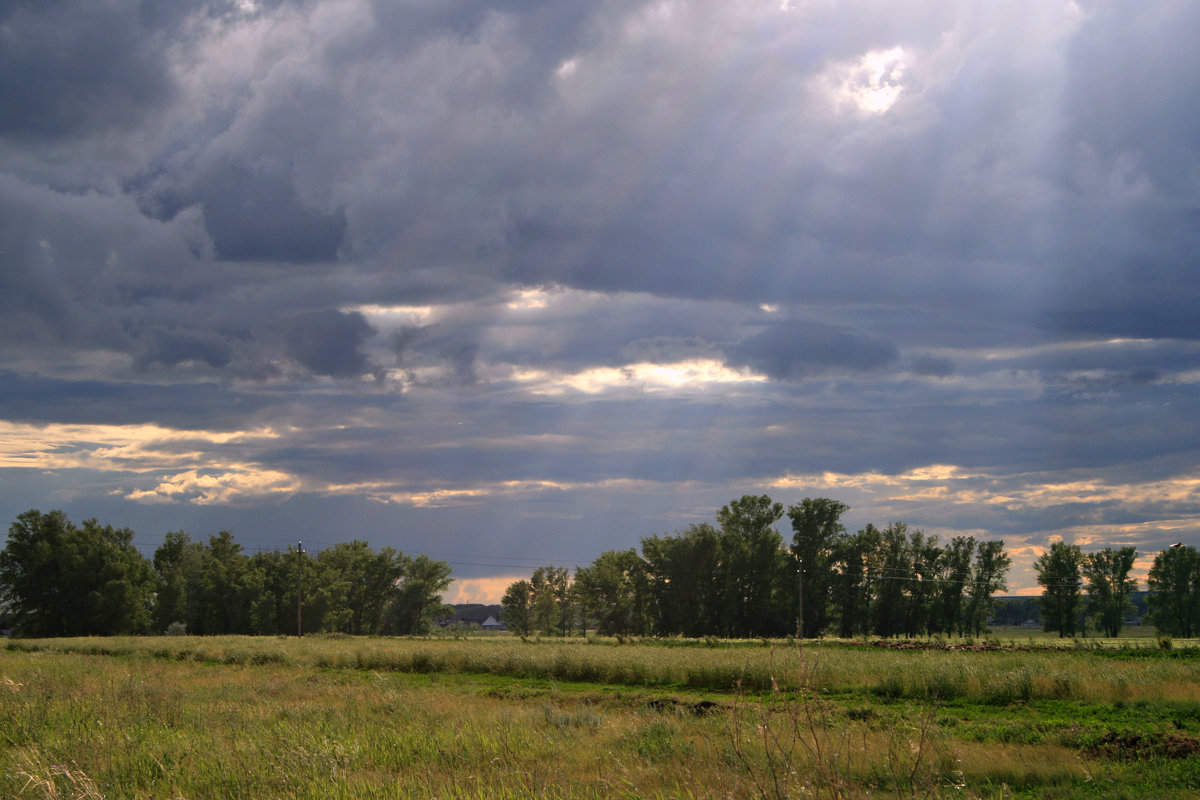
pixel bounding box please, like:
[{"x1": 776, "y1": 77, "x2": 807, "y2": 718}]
[{"x1": 2, "y1": 636, "x2": 1199, "y2": 798}]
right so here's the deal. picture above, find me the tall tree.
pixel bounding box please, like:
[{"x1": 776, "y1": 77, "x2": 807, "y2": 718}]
[
  {"x1": 716, "y1": 495, "x2": 785, "y2": 637},
  {"x1": 79, "y1": 518, "x2": 156, "y2": 635},
  {"x1": 0, "y1": 510, "x2": 155, "y2": 637},
  {"x1": 1082, "y1": 546, "x2": 1139, "y2": 638},
  {"x1": 384, "y1": 554, "x2": 453, "y2": 635},
  {"x1": 152, "y1": 531, "x2": 204, "y2": 633},
  {"x1": 931, "y1": 536, "x2": 976, "y2": 636},
  {"x1": 905, "y1": 530, "x2": 943, "y2": 638},
  {"x1": 872, "y1": 522, "x2": 912, "y2": 637},
  {"x1": 641, "y1": 524, "x2": 722, "y2": 636},
  {"x1": 194, "y1": 531, "x2": 254, "y2": 634},
  {"x1": 1035, "y1": 542, "x2": 1085, "y2": 637},
  {"x1": 1146, "y1": 544, "x2": 1200, "y2": 638},
  {"x1": 500, "y1": 579, "x2": 535, "y2": 636},
  {"x1": 574, "y1": 549, "x2": 649, "y2": 637},
  {"x1": 831, "y1": 524, "x2": 881, "y2": 638},
  {"x1": 964, "y1": 540, "x2": 1010, "y2": 636},
  {"x1": 314, "y1": 541, "x2": 406, "y2": 635},
  {"x1": 787, "y1": 498, "x2": 848, "y2": 638},
  {"x1": 1, "y1": 510, "x2": 80, "y2": 637},
  {"x1": 244, "y1": 549, "x2": 292, "y2": 635}
]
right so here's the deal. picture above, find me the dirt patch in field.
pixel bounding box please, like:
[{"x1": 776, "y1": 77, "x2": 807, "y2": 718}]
[
  {"x1": 1085, "y1": 730, "x2": 1200, "y2": 761},
  {"x1": 646, "y1": 697, "x2": 721, "y2": 715}
]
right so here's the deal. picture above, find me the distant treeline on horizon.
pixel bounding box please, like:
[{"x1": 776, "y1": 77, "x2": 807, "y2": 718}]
[
  {"x1": 0, "y1": 509, "x2": 452, "y2": 638},
  {"x1": 498, "y1": 496, "x2": 1200, "y2": 641},
  {"x1": 3, "y1": 499, "x2": 1198, "y2": 641}
]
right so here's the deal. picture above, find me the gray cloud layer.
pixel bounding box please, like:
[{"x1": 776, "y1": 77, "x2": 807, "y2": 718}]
[{"x1": 3, "y1": 0, "x2": 1199, "y2": 598}]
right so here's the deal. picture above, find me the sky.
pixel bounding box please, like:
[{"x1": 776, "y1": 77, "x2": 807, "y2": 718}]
[{"x1": 2, "y1": 0, "x2": 1199, "y2": 604}]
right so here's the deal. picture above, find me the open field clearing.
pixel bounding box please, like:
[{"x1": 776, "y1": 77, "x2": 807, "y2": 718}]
[{"x1": 3, "y1": 636, "x2": 1200, "y2": 799}]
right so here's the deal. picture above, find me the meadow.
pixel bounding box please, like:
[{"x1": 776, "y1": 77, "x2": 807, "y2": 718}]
[{"x1": 2, "y1": 633, "x2": 1199, "y2": 799}]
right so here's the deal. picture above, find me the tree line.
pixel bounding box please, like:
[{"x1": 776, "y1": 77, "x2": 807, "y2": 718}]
[
  {"x1": 501, "y1": 495, "x2": 1012, "y2": 639},
  {"x1": 0, "y1": 509, "x2": 453, "y2": 637},
  {"x1": 1036, "y1": 541, "x2": 1200, "y2": 638}
]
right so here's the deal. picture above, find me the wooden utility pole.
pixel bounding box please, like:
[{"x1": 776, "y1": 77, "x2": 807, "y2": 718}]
[
  {"x1": 797, "y1": 558, "x2": 804, "y2": 641},
  {"x1": 297, "y1": 541, "x2": 304, "y2": 637}
]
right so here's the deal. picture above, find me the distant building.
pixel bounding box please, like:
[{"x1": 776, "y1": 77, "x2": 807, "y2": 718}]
[{"x1": 481, "y1": 616, "x2": 505, "y2": 631}]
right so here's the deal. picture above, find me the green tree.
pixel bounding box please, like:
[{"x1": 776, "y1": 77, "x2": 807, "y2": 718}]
[
  {"x1": 244, "y1": 547, "x2": 313, "y2": 636},
  {"x1": 1035, "y1": 542, "x2": 1084, "y2": 637},
  {"x1": 500, "y1": 579, "x2": 535, "y2": 636},
  {"x1": 787, "y1": 498, "x2": 848, "y2": 638},
  {"x1": 0, "y1": 510, "x2": 154, "y2": 637},
  {"x1": 964, "y1": 539, "x2": 1010, "y2": 636},
  {"x1": 871, "y1": 522, "x2": 912, "y2": 638},
  {"x1": 314, "y1": 541, "x2": 406, "y2": 635},
  {"x1": 528, "y1": 565, "x2": 573, "y2": 636},
  {"x1": 193, "y1": 530, "x2": 255, "y2": 634},
  {"x1": 244, "y1": 550, "x2": 286, "y2": 635},
  {"x1": 931, "y1": 536, "x2": 975, "y2": 636},
  {"x1": 383, "y1": 554, "x2": 453, "y2": 635},
  {"x1": 1082, "y1": 546, "x2": 1138, "y2": 638},
  {"x1": 151, "y1": 531, "x2": 204, "y2": 634},
  {"x1": 903, "y1": 530, "x2": 943, "y2": 638},
  {"x1": 830, "y1": 524, "x2": 881, "y2": 637},
  {"x1": 574, "y1": 549, "x2": 649, "y2": 637},
  {"x1": 1146, "y1": 545, "x2": 1200, "y2": 638},
  {"x1": 641, "y1": 523, "x2": 722, "y2": 636},
  {"x1": 716, "y1": 495, "x2": 785, "y2": 637}
]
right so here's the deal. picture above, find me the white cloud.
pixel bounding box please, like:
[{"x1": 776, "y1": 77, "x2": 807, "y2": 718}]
[
  {"x1": 124, "y1": 468, "x2": 301, "y2": 505},
  {"x1": 823, "y1": 47, "x2": 909, "y2": 115}
]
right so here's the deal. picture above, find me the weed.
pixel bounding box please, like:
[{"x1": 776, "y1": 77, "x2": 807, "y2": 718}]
[
  {"x1": 732, "y1": 648, "x2": 956, "y2": 799},
  {"x1": 12, "y1": 750, "x2": 103, "y2": 800},
  {"x1": 872, "y1": 672, "x2": 906, "y2": 699}
]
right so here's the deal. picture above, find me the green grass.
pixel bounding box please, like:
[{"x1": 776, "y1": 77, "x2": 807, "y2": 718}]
[{"x1": 2, "y1": 635, "x2": 1199, "y2": 798}]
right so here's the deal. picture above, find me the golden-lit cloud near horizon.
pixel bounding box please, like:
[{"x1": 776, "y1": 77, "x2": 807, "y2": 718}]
[
  {"x1": 370, "y1": 478, "x2": 665, "y2": 508},
  {"x1": 0, "y1": 421, "x2": 281, "y2": 472},
  {"x1": 124, "y1": 468, "x2": 301, "y2": 505},
  {"x1": 447, "y1": 575, "x2": 528, "y2": 605},
  {"x1": 769, "y1": 465, "x2": 983, "y2": 492},
  {"x1": 769, "y1": 461, "x2": 1200, "y2": 519}
]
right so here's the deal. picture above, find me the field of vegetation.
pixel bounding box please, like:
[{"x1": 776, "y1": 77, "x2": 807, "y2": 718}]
[{"x1": 3, "y1": 634, "x2": 1199, "y2": 799}]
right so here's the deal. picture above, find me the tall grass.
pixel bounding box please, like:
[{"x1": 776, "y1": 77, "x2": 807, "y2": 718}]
[
  {"x1": 3, "y1": 637, "x2": 1199, "y2": 798},
  {"x1": 8, "y1": 635, "x2": 1199, "y2": 704}
]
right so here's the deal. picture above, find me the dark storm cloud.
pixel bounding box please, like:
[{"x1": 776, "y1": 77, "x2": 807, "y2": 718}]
[
  {"x1": 0, "y1": 172, "x2": 215, "y2": 353},
  {"x1": 284, "y1": 309, "x2": 377, "y2": 378},
  {"x1": 133, "y1": 326, "x2": 235, "y2": 371},
  {"x1": 390, "y1": 325, "x2": 479, "y2": 385},
  {"x1": 1030, "y1": 0, "x2": 1200, "y2": 341},
  {"x1": 185, "y1": 162, "x2": 347, "y2": 262},
  {"x1": 727, "y1": 320, "x2": 899, "y2": 381},
  {"x1": 909, "y1": 354, "x2": 955, "y2": 377},
  {"x1": 0, "y1": 0, "x2": 172, "y2": 140},
  {"x1": 0, "y1": 371, "x2": 272, "y2": 430}
]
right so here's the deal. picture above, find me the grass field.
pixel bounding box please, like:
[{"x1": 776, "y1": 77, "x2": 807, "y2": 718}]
[{"x1": 2, "y1": 634, "x2": 1199, "y2": 799}]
